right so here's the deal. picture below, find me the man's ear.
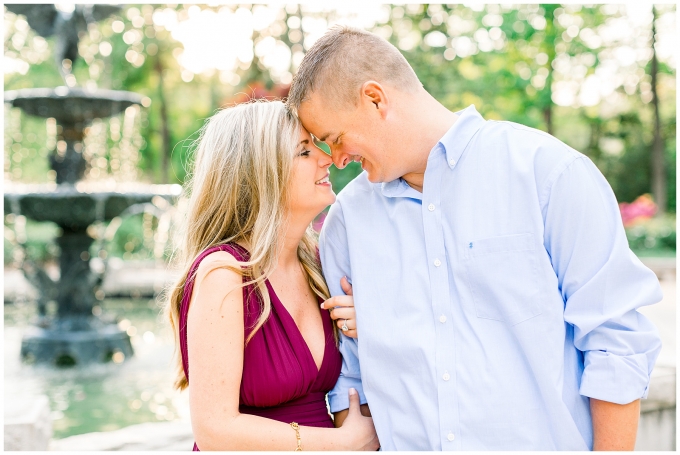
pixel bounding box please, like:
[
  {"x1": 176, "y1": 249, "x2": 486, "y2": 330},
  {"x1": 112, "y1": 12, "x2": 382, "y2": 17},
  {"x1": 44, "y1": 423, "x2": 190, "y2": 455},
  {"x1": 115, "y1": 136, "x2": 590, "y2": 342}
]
[{"x1": 360, "y1": 81, "x2": 388, "y2": 118}]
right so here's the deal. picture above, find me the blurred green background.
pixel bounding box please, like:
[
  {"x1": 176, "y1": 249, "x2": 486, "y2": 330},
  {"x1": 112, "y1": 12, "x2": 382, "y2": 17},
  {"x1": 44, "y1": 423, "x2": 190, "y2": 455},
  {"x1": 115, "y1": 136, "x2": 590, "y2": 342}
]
[{"x1": 4, "y1": 3, "x2": 676, "y2": 263}]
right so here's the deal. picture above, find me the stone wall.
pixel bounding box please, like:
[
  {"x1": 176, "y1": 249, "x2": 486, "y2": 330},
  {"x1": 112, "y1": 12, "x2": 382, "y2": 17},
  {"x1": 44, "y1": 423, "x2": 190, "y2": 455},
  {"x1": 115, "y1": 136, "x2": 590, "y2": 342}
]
[
  {"x1": 636, "y1": 366, "x2": 676, "y2": 451},
  {"x1": 4, "y1": 394, "x2": 52, "y2": 451},
  {"x1": 49, "y1": 420, "x2": 194, "y2": 451}
]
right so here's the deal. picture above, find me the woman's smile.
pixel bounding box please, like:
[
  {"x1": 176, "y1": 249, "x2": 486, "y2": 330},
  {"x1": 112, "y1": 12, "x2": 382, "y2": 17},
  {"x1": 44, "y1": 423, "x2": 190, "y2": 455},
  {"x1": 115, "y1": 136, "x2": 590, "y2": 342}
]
[{"x1": 315, "y1": 173, "x2": 331, "y2": 186}]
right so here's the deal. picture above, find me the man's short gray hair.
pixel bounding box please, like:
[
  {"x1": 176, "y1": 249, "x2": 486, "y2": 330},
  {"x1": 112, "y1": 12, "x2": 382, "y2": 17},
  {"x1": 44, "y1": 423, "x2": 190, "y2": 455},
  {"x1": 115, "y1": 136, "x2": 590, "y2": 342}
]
[{"x1": 286, "y1": 25, "x2": 421, "y2": 112}]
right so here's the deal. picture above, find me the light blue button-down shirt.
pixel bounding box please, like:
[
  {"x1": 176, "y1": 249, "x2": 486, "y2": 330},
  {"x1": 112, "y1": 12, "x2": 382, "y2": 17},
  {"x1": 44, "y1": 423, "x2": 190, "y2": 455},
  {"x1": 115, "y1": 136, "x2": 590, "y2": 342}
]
[{"x1": 319, "y1": 105, "x2": 662, "y2": 450}]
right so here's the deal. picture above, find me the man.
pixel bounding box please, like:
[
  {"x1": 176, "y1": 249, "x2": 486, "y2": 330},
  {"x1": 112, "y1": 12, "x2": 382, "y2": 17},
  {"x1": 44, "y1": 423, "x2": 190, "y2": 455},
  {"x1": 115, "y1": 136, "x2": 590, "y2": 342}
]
[{"x1": 286, "y1": 26, "x2": 662, "y2": 450}]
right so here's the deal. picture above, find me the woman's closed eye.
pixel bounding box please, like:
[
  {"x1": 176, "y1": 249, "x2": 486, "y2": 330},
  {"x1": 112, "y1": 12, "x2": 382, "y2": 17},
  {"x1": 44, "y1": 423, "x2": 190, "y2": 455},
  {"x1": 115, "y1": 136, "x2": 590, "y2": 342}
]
[{"x1": 298, "y1": 149, "x2": 311, "y2": 157}]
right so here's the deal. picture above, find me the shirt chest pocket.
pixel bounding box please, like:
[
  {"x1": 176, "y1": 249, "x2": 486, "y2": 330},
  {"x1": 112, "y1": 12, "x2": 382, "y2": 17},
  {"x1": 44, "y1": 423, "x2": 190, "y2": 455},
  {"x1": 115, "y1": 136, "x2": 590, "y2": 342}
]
[{"x1": 462, "y1": 233, "x2": 542, "y2": 325}]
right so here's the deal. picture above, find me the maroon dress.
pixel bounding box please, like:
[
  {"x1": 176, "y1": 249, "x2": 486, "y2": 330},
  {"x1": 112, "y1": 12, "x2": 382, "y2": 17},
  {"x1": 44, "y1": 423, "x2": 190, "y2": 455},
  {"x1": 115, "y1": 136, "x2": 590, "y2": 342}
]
[{"x1": 179, "y1": 243, "x2": 342, "y2": 451}]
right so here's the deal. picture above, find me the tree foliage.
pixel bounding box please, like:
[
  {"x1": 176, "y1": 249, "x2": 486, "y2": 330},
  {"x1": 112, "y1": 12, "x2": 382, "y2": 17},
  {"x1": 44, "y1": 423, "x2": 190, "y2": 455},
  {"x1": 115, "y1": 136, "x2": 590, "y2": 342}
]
[{"x1": 4, "y1": 4, "x2": 676, "y2": 212}]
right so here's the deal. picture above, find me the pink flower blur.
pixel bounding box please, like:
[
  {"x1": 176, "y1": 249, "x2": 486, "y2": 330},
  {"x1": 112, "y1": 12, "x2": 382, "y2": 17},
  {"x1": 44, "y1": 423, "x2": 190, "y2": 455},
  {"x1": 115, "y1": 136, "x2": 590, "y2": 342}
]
[
  {"x1": 619, "y1": 194, "x2": 657, "y2": 227},
  {"x1": 313, "y1": 211, "x2": 327, "y2": 232}
]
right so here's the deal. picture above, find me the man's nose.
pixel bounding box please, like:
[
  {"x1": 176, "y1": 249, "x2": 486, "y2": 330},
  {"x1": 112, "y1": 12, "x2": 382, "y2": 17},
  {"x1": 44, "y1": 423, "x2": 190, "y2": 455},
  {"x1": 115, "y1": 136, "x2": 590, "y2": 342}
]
[{"x1": 332, "y1": 150, "x2": 351, "y2": 169}]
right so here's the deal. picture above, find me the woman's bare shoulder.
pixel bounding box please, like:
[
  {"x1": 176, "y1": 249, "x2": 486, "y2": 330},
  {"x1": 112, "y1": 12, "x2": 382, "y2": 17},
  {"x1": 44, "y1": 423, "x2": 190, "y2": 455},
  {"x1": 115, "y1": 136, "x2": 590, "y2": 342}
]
[{"x1": 193, "y1": 249, "x2": 243, "y2": 294}]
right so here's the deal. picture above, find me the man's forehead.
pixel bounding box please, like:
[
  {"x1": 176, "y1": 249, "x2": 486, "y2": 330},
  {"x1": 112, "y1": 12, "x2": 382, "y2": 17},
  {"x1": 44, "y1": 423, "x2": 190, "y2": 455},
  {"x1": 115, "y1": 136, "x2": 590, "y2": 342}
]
[
  {"x1": 297, "y1": 96, "x2": 324, "y2": 118},
  {"x1": 297, "y1": 101, "x2": 332, "y2": 137}
]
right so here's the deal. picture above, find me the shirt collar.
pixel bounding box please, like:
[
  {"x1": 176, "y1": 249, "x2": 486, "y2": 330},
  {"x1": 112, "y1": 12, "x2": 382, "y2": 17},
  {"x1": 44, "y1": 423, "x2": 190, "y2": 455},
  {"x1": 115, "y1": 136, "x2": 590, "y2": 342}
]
[
  {"x1": 378, "y1": 104, "x2": 485, "y2": 199},
  {"x1": 438, "y1": 104, "x2": 486, "y2": 170},
  {"x1": 379, "y1": 177, "x2": 422, "y2": 200}
]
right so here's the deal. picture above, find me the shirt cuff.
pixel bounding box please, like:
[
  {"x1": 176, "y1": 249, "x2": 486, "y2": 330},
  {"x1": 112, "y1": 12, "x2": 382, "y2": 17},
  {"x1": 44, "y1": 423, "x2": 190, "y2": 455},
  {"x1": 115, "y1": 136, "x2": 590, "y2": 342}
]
[
  {"x1": 328, "y1": 376, "x2": 368, "y2": 413},
  {"x1": 579, "y1": 350, "x2": 651, "y2": 404}
]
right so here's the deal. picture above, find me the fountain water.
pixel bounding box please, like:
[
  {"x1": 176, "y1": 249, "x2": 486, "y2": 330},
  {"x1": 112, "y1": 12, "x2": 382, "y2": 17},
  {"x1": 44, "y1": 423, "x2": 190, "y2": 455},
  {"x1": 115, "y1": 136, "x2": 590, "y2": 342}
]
[{"x1": 4, "y1": 4, "x2": 181, "y2": 365}]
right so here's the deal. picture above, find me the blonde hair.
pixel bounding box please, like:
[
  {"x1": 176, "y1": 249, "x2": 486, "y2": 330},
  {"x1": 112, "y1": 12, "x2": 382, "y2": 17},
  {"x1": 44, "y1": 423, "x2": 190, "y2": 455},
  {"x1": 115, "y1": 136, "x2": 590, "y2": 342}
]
[
  {"x1": 287, "y1": 25, "x2": 421, "y2": 111},
  {"x1": 165, "y1": 100, "x2": 331, "y2": 391}
]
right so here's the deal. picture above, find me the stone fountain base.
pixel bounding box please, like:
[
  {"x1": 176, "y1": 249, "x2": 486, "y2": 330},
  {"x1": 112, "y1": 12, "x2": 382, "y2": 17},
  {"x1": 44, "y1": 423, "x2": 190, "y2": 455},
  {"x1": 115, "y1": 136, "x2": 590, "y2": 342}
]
[{"x1": 21, "y1": 316, "x2": 133, "y2": 366}]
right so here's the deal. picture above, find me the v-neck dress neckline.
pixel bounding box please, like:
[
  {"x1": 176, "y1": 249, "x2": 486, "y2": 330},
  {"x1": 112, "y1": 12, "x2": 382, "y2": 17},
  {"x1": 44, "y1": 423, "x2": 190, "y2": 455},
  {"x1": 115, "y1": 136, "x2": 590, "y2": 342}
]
[{"x1": 264, "y1": 279, "x2": 328, "y2": 374}]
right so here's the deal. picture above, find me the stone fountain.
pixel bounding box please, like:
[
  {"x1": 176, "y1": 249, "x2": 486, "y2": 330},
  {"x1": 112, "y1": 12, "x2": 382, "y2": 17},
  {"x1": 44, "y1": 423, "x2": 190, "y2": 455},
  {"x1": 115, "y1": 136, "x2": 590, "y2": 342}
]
[{"x1": 4, "y1": 4, "x2": 181, "y2": 366}]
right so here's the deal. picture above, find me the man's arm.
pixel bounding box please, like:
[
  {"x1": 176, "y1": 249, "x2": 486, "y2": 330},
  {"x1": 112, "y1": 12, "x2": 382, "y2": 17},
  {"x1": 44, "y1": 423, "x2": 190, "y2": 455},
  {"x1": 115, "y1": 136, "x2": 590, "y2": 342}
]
[
  {"x1": 319, "y1": 202, "x2": 369, "y2": 417},
  {"x1": 590, "y1": 398, "x2": 640, "y2": 450},
  {"x1": 541, "y1": 154, "x2": 662, "y2": 448}
]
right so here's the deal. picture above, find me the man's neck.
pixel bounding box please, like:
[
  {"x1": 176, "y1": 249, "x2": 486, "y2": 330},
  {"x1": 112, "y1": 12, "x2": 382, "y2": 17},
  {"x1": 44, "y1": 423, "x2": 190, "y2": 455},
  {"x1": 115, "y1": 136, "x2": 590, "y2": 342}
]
[{"x1": 399, "y1": 92, "x2": 460, "y2": 192}]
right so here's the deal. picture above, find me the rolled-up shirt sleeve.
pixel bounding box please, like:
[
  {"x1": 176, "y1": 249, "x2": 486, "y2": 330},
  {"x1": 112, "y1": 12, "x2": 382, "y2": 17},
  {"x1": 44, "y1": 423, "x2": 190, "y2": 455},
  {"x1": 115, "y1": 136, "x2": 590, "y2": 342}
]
[
  {"x1": 542, "y1": 155, "x2": 663, "y2": 405},
  {"x1": 319, "y1": 201, "x2": 368, "y2": 412}
]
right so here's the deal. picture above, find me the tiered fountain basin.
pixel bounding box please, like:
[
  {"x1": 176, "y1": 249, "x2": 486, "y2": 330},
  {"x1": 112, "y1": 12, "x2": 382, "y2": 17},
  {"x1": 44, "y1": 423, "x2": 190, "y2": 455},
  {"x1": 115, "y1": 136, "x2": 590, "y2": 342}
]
[
  {"x1": 5, "y1": 86, "x2": 144, "y2": 123},
  {"x1": 4, "y1": 181, "x2": 182, "y2": 230}
]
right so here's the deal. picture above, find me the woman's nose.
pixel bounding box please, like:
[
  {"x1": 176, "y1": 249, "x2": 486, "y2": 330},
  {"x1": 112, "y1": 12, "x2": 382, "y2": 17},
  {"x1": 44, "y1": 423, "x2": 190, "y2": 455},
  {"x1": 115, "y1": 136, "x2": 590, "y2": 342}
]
[
  {"x1": 313, "y1": 146, "x2": 333, "y2": 168},
  {"x1": 320, "y1": 153, "x2": 333, "y2": 169}
]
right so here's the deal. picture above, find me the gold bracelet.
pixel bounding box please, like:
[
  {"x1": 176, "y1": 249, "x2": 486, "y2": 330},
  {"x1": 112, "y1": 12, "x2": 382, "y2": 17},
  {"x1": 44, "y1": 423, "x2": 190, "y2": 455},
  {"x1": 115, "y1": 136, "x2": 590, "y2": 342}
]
[{"x1": 290, "y1": 422, "x2": 302, "y2": 451}]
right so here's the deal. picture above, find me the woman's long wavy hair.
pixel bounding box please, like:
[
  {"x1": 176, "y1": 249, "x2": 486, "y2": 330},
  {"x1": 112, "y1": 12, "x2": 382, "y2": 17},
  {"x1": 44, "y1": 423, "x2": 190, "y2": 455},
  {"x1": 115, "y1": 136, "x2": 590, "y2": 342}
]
[{"x1": 165, "y1": 100, "x2": 331, "y2": 391}]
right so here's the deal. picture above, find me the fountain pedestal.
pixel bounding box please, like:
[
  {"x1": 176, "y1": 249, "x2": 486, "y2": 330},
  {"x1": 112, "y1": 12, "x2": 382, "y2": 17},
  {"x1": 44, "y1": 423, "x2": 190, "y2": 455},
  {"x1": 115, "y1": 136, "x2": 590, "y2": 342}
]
[{"x1": 19, "y1": 226, "x2": 134, "y2": 365}]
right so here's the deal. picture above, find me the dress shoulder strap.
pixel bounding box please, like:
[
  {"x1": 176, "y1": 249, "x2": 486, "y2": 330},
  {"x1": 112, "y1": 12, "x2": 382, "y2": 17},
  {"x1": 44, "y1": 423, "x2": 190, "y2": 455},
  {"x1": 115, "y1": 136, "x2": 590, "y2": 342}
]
[{"x1": 178, "y1": 243, "x2": 250, "y2": 381}]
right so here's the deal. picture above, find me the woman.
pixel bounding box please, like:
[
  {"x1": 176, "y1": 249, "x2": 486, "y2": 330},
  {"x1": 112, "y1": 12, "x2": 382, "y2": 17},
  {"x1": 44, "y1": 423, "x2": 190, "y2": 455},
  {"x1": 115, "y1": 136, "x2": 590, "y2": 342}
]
[{"x1": 165, "y1": 100, "x2": 378, "y2": 451}]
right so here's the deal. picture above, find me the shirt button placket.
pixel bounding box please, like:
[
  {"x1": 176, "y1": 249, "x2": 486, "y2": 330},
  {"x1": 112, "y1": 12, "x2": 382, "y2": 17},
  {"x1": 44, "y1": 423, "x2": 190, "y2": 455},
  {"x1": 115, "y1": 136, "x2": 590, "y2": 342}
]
[{"x1": 424, "y1": 149, "x2": 457, "y2": 450}]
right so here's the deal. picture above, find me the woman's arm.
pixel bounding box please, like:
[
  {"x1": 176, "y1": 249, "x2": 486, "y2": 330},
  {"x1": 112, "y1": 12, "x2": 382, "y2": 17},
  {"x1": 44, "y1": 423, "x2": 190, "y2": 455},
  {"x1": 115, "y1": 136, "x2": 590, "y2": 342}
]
[{"x1": 187, "y1": 252, "x2": 378, "y2": 451}]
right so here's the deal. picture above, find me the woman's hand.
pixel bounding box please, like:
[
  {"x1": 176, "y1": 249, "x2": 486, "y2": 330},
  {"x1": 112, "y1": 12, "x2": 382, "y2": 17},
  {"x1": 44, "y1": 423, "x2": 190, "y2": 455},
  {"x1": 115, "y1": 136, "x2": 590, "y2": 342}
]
[
  {"x1": 321, "y1": 276, "x2": 358, "y2": 338},
  {"x1": 338, "y1": 388, "x2": 380, "y2": 451}
]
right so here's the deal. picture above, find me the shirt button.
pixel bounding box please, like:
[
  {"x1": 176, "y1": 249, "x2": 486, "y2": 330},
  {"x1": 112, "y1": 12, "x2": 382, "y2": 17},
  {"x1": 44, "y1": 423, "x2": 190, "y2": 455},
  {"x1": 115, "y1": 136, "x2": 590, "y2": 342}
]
[
  {"x1": 443, "y1": 372, "x2": 450, "y2": 381},
  {"x1": 428, "y1": 203, "x2": 435, "y2": 211},
  {"x1": 439, "y1": 314, "x2": 447, "y2": 323},
  {"x1": 447, "y1": 432, "x2": 455, "y2": 441},
  {"x1": 434, "y1": 259, "x2": 441, "y2": 267},
  {"x1": 449, "y1": 159, "x2": 456, "y2": 166}
]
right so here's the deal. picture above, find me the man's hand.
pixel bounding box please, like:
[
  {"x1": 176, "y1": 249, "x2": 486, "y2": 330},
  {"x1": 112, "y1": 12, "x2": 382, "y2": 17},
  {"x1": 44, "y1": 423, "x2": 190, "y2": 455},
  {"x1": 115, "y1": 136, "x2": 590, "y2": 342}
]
[{"x1": 590, "y1": 398, "x2": 640, "y2": 450}]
